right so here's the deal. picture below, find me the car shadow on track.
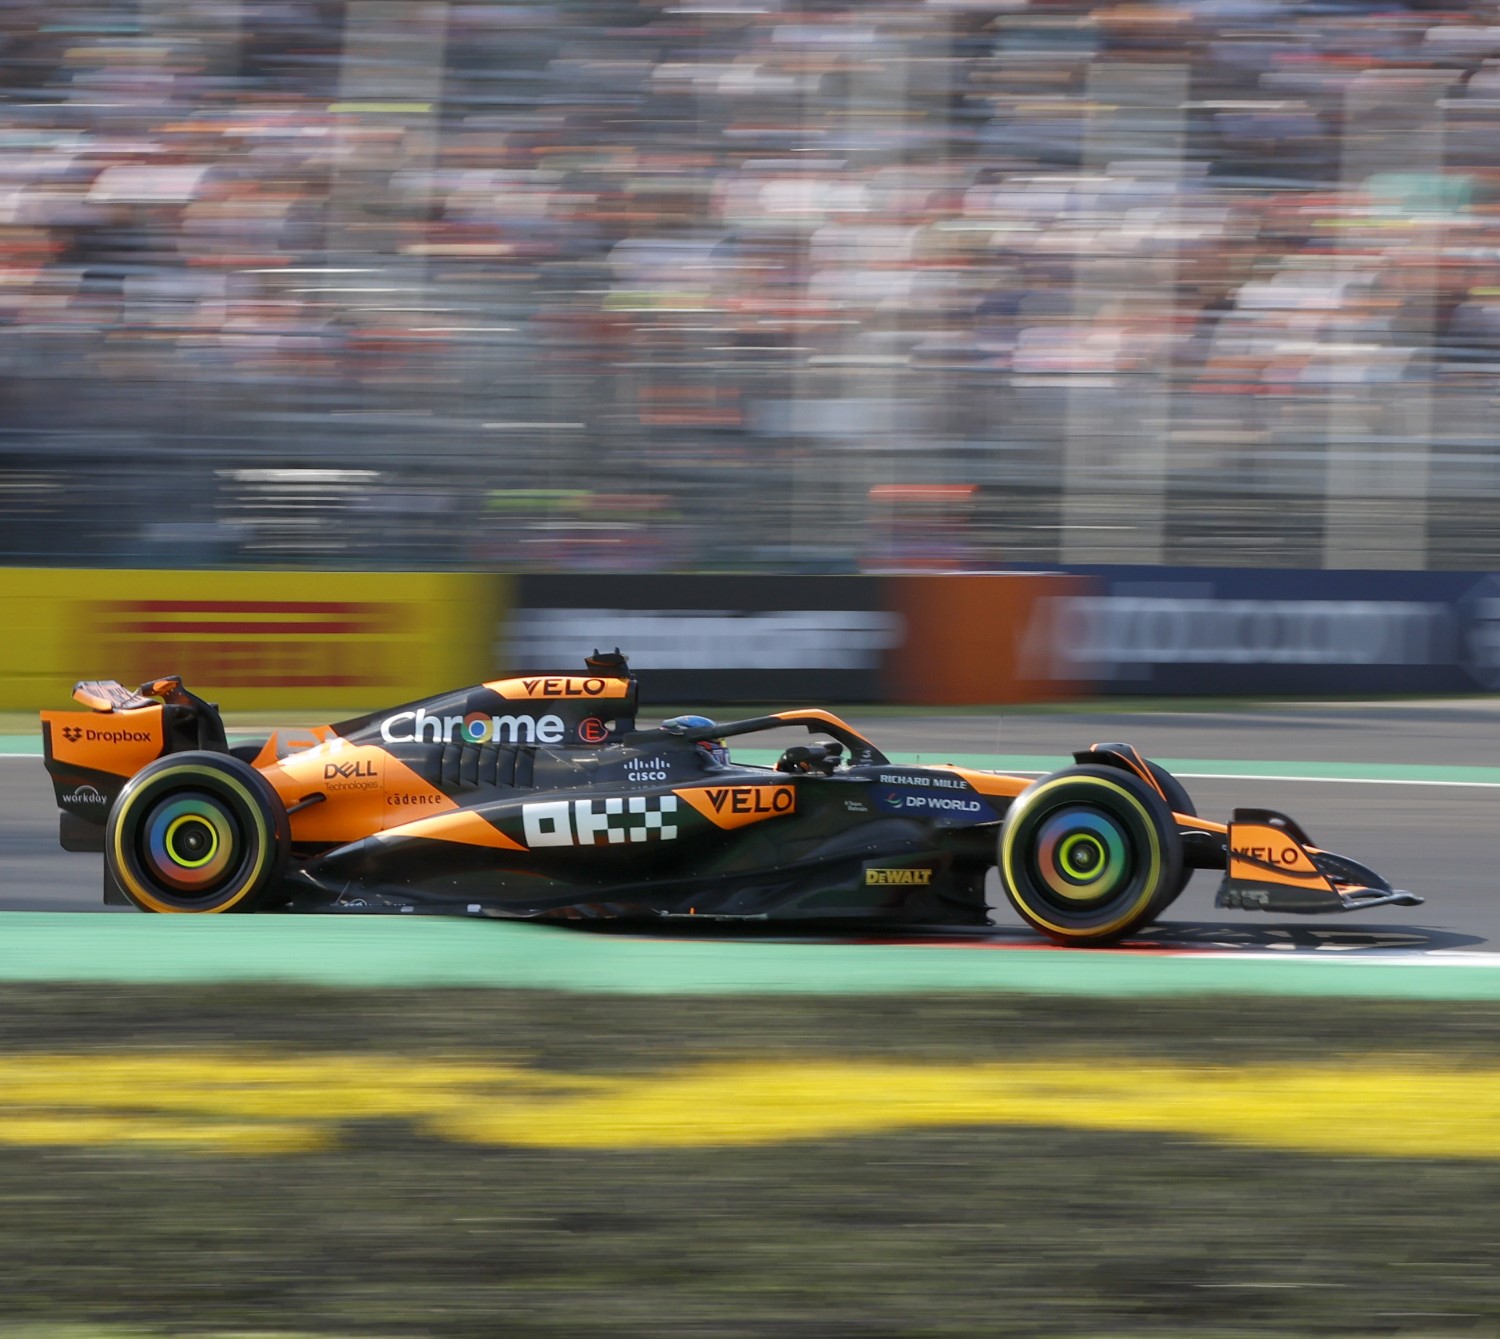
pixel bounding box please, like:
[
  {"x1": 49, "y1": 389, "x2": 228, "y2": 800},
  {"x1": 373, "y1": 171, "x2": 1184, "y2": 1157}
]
[{"x1": 573, "y1": 919, "x2": 1488, "y2": 956}]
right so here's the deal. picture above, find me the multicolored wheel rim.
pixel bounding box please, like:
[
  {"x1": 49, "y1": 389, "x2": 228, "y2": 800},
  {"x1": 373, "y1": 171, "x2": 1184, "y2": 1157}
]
[
  {"x1": 140, "y1": 793, "x2": 242, "y2": 895},
  {"x1": 1029, "y1": 803, "x2": 1133, "y2": 906}
]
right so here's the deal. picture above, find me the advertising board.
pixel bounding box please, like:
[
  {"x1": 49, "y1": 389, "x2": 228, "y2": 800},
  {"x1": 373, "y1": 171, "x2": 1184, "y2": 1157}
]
[
  {"x1": 0, "y1": 569, "x2": 502, "y2": 712},
  {"x1": 1030, "y1": 567, "x2": 1500, "y2": 696},
  {"x1": 508, "y1": 575, "x2": 897, "y2": 703},
  {"x1": 883, "y1": 573, "x2": 1090, "y2": 705}
]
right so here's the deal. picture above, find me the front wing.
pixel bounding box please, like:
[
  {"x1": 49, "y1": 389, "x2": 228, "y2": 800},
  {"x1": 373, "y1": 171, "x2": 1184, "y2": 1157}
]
[{"x1": 1214, "y1": 808, "x2": 1421, "y2": 915}]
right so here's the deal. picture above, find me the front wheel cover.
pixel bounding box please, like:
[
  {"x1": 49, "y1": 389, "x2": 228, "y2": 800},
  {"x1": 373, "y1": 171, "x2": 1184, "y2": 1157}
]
[
  {"x1": 106, "y1": 752, "x2": 289, "y2": 913},
  {"x1": 998, "y1": 765, "x2": 1181, "y2": 946}
]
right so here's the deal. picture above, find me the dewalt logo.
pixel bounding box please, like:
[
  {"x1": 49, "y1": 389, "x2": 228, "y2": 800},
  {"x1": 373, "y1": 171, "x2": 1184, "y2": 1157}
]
[{"x1": 865, "y1": 868, "x2": 934, "y2": 886}]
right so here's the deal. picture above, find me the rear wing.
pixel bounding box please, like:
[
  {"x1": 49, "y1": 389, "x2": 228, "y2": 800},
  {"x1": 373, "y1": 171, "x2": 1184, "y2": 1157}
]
[
  {"x1": 41, "y1": 675, "x2": 229, "y2": 849},
  {"x1": 72, "y1": 680, "x2": 157, "y2": 712}
]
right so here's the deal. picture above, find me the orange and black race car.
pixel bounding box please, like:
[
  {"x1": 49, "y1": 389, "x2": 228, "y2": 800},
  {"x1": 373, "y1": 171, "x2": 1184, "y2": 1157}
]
[{"x1": 39, "y1": 651, "x2": 1420, "y2": 945}]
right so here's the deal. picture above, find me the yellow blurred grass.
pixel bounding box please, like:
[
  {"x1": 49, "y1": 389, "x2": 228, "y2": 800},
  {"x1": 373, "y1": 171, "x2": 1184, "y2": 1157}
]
[{"x1": 1, "y1": 1051, "x2": 1498, "y2": 1158}]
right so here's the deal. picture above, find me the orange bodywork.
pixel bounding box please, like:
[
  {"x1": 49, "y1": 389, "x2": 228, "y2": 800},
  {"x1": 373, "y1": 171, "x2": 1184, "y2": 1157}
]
[
  {"x1": 256, "y1": 739, "x2": 458, "y2": 846},
  {"x1": 484, "y1": 675, "x2": 632, "y2": 701},
  {"x1": 675, "y1": 783, "x2": 797, "y2": 830},
  {"x1": 379, "y1": 809, "x2": 527, "y2": 851},
  {"x1": 42, "y1": 706, "x2": 166, "y2": 779},
  {"x1": 1227, "y1": 819, "x2": 1333, "y2": 891}
]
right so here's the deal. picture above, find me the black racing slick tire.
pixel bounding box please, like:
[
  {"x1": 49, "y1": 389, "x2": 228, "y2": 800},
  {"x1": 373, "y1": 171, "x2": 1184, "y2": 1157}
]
[
  {"x1": 998, "y1": 765, "x2": 1183, "y2": 946},
  {"x1": 105, "y1": 751, "x2": 290, "y2": 913},
  {"x1": 1145, "y1": 760, "x2": 1196, "y2": 911}
]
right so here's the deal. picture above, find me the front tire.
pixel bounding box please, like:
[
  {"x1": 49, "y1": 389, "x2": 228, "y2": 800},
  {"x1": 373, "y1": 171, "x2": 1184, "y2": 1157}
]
[
  {"x1": 106, "y1": 752, "x2": 289, "y2": 913},
  {"x1": 998, "y1": 765, "x2": 1182, "y2": 946},
  {"x1": 1145, "y1": 759, "x2": 1195, "y2": 910}
]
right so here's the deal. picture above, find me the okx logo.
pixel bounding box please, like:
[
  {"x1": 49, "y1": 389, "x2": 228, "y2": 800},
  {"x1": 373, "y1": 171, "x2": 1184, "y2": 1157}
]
[{"x1": 523, "y1": 795, "x2": 680, "y2": 848}]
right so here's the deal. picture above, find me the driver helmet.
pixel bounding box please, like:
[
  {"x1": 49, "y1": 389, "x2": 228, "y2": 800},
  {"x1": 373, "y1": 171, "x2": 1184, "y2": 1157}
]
[{"x1": 662, "y1": 714, "x2": 730, "y2": 767}]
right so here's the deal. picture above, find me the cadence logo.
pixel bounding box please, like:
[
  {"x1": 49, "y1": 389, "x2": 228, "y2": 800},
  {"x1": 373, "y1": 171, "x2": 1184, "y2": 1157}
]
[
  {"x1": 380, "y1": 708, "x2": 565, "y2": 746},
  {"x1": 92, "y1": 599, "x2": 400, "y2": 690}
]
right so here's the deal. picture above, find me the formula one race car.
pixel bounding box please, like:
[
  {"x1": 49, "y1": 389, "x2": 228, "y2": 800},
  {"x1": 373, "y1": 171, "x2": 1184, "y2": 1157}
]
[{"x1": 39, "y1": 651, "x2": 1421, "y2": 945}]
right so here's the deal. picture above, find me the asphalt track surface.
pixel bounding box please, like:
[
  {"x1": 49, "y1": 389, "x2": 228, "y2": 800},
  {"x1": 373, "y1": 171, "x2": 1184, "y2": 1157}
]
[{"x1": 3, "y1": 700, "x2": 1498, "y2": 954}]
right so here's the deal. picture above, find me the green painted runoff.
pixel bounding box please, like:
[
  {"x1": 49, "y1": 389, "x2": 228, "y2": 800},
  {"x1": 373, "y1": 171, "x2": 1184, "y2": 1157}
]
[{"x1": 0, "y1": 913, "x2": 1498, "y2": 997}]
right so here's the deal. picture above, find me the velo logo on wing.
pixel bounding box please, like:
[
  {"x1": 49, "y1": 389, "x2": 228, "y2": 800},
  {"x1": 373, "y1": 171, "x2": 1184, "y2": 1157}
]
[{"x1": 523, "y1": 795, "x2": 679, "y2": 848}]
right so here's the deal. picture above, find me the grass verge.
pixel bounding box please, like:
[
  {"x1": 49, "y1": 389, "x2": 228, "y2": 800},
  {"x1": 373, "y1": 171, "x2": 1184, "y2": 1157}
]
[{"x1": 3, "y1": 986, "x2": 1500, "y2": 1338}]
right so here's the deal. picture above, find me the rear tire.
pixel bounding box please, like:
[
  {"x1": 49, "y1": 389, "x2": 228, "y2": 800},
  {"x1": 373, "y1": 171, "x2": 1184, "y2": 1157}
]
[
  {"x1": 998, "y1": 765, "x2": 1182, "y2": 946},
  {"x1": 106, "y1": 752, "x2": 289, "y2": 913}
]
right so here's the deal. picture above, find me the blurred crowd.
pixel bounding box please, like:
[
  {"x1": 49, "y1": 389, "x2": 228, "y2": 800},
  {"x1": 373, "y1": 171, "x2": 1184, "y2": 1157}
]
[{"x1": 4, "y1": 0, "x2": 1500, "y2": 569}]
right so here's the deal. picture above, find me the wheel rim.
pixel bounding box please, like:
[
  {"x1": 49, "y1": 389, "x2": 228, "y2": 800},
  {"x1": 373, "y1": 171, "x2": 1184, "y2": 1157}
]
[
  {"x1": 1031, "y1": 804, "x2": 1132, "y2": 905},
  {"x1": 142, "y1": 793, "x2": 241, "y2": 894}
]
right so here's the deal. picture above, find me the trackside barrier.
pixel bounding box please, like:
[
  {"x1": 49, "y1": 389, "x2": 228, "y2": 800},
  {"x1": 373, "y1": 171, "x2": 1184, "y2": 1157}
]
[
  {"x1": 506, "y1": 573, "x2": 898, "y2": 704},
  {"x1": 507, "y1": 572, "x2": 1091, "y2": 706},
  {"x1": 883, "y1": 574, "x2": 1091, "y2": 706},
  {"x1": 19, "y1": 563, "x2": 1491, "y2": 711},
  {"x1": 885, "y1": 565, "x2": 1500, "y2": 701},
  {"x1": 0, "y1": 568, "x2": 506, "y2": 712},
  {"x1": 1028, "y1": 565, "x2": 1500, "y2": 697}
]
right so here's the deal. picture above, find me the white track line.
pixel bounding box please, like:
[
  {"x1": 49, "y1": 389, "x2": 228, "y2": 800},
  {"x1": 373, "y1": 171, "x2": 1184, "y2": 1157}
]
[
  {"x1": 1174, "y1": 772, "x2": 1500, "y2": 789},
  {"x1": 1195, "y1": 951, "x2": 1500, "y2": 965}
]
